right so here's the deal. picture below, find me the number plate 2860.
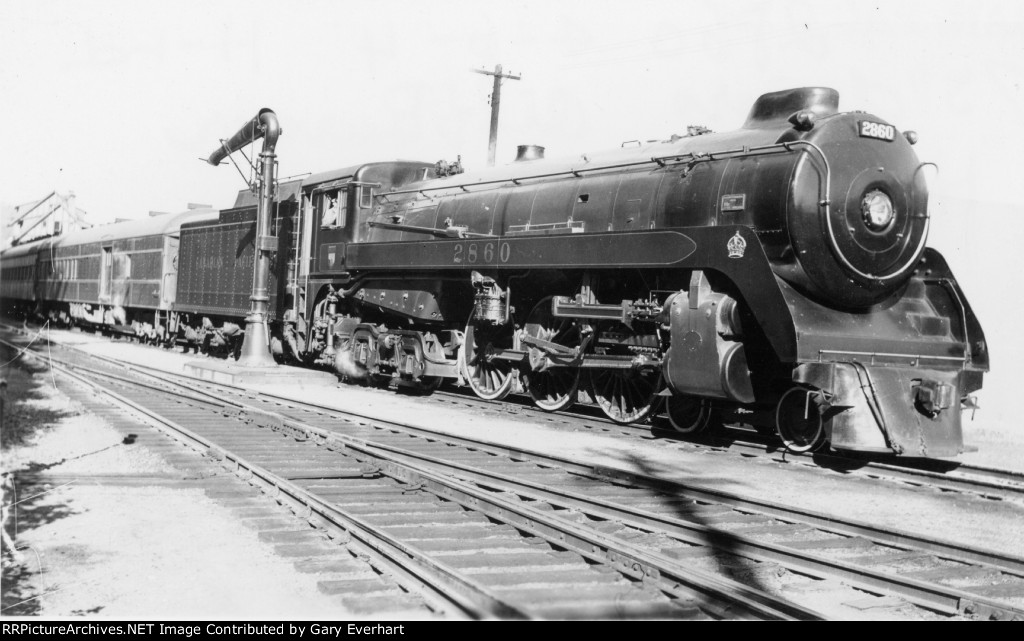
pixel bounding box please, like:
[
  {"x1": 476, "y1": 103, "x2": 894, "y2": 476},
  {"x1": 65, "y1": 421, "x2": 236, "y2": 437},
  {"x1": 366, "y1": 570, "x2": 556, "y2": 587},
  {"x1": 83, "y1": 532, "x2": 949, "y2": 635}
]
[{"x1": 858, "y1": 120, "x2": 896, "y2": 141}]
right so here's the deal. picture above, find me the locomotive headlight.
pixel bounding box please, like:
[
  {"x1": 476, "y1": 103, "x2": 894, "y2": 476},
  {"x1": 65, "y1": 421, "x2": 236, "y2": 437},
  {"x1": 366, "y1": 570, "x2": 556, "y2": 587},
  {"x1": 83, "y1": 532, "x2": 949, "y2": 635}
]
[{"x1": 861, "y1": 189, "x2": 895, "y2": 231}]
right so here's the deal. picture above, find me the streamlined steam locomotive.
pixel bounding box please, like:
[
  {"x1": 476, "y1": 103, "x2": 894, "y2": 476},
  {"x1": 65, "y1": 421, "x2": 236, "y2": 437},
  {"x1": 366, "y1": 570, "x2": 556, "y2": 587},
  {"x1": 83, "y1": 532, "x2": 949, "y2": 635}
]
[{"x1": 1, "y1": 87, "x2": 987, "y2": 458}]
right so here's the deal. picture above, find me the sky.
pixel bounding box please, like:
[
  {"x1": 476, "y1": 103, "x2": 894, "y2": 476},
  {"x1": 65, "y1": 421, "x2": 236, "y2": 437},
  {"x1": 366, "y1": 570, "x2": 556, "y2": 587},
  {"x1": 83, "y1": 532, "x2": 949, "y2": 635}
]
[
  {"x1": 2, "y1": 0, "x2": 1020, "y2": 218},
  {"x1": 1, "y1": 0, "x2": 1022, "y2": 431}
]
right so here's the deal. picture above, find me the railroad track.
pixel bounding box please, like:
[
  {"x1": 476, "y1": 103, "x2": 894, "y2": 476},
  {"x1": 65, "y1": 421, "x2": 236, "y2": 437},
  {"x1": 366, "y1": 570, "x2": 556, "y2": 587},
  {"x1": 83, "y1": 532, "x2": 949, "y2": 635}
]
[
  {"x1": 6, "y1": 339, "x2": 823, "y2": 620},
  {"x1": 4, "y1": 332, "x2": 1022, "y2": 620},
  {"x1": 5, "y1": 320, "x2": 1019, "y2": 504},
  {"x1": 430, "y1": 386, "x2": 1024, "y2": 502}
]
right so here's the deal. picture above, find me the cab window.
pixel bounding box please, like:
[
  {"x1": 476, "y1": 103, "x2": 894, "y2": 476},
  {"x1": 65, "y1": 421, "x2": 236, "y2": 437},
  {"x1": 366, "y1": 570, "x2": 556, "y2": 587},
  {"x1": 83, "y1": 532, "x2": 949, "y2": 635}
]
[{"x1": 319, "y1": 189, "x2": 347, "y2": 229}]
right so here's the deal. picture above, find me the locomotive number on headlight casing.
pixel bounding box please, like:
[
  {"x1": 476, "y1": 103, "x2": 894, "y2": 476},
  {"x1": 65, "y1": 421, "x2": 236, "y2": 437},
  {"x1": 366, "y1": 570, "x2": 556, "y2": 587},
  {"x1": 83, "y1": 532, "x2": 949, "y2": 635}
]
[{"x1": 858, "y1": 120, "x2": 896, "y2": 141}]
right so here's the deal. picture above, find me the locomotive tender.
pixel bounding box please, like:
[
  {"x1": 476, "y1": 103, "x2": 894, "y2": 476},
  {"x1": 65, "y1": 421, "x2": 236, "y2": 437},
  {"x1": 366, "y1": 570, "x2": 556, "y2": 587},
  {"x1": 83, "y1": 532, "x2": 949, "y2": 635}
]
[{"x1": 1, "y1": 87, "x2": 987, "y2": 458}]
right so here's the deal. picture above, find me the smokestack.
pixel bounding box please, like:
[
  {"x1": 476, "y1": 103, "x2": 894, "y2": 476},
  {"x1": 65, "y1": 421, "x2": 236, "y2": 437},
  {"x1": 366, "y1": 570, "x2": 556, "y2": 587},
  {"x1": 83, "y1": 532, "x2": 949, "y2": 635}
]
[{"x1": 515, "y1": 145, "x2": 545, "y2": 162}]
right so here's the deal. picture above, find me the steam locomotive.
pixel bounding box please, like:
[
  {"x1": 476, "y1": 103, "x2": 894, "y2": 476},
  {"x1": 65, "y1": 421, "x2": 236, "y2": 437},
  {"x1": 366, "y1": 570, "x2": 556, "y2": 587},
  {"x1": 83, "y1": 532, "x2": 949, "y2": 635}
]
[{"x1": 1, "y1": 87, "x2": 987, "y2": 458}]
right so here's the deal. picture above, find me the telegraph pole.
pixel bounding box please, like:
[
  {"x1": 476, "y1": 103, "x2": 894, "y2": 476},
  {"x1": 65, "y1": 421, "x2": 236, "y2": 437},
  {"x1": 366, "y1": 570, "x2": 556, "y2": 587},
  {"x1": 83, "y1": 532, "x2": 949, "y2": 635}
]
[{"x1": 471, "y1": 65, "x2": 521, "y2": 166}]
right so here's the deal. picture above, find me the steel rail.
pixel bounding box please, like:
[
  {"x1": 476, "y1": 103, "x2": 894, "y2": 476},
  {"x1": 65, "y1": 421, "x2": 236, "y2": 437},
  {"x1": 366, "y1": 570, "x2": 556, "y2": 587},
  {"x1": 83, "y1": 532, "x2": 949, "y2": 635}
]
[
  {"x1": 0, "y1": 334, "x2": 801, "y2": 619},
  {"x1": 48, "y1": 351, "x2": 822, "y2": 620},
  {"x1": 79, "y1": 344, "x2": 1024, "y2": 500},
  {"x1": 215, "y1": 381, "x2": 1024, "y2": 575},
  {"x1": 367, "y1": 437, "x2": 1023, "y2": 619},
  {"x1": 4, "y1": 328, "x2": 1019, "y2": 558},
  {"x1": 39, "y1": 361, "x2": 525, "y2": 620},
  {"x1": 24, "y1": 336, "x2": 1016, "y2": 575},
  {"x1": 4, "y1": 323, "x2": 1017, "y2": 499},
  {"x1": 3, "y1": 331, "x2": 1021, "y2": 620},
  {"x1": 35, "y1": 351, "x2": 1022, "y2": 619},
  {"x1": 426, "y1": 386, "x2": 1024, "y2": 497},
  {"x1": 342, "y1": 440, "x2": 820, "y2": 621},
  {"x1": 61, "y1": 351, "x2": 1024, "y2": 620},
  {"x1": 148, "y1": 363, "x2": 1016, "y2": 619}
]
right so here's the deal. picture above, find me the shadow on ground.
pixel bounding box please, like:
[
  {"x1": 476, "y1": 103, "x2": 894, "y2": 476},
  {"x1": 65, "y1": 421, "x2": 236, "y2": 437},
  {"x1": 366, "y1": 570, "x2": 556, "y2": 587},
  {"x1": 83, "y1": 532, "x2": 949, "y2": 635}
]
[
  {"x1": 2, "y1": 467, "x2": 79, "y2": 615},
  {"x1": 2, "y1": 346, "x2": 80, "y2": 615},
  {"x1": 573, "y1": 445, "x2": 789, "y2": 618},
  {"x1": 621, "y1": 452, "x2": 775, "y2": 594},
  {"x1": 2, "y1": 342, "x2": 75, "y2": 448}
]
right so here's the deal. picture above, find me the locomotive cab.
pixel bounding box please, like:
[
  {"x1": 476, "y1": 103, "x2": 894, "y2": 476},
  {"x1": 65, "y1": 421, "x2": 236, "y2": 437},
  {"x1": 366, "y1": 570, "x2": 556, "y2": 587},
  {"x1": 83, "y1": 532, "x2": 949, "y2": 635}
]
[{"x1": 301, "y1": 162, "x2": 437, "y2": 278}]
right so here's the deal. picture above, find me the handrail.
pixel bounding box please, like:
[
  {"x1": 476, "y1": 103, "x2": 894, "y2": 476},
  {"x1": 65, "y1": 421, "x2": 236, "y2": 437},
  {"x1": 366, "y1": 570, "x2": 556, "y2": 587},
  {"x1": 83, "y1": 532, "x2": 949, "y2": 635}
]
[
  {"x1": 380, "y1": 141, "x2": 814, "y2": 198},
  {"x1": 366, "y1": 220, "x2": 494, "y2": 239}
]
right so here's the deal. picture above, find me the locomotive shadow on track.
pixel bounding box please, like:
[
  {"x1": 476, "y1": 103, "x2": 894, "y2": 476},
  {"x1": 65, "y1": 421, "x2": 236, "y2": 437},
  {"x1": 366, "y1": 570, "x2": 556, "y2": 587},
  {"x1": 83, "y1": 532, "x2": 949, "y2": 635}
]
[
  {"x1": 810, "y1": 450, "x2": 961, "y2": 475},
  {"x1": 648, "y1": 417, "x2": 772, "y2": 458},
  {"x1": 648, "y1": 415, "x2": 965, "y2": 475},
  {"x1": 807, "y1": 451, "x2": 874, "y2": 473},
  {"x1": 599, "y1": 450, "x2": 776, "y2": 599}
]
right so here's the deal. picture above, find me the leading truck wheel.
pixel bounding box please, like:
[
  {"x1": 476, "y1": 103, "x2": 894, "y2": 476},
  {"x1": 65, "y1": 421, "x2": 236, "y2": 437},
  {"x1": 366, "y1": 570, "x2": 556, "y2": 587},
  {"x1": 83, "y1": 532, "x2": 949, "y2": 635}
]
[
  {"x1": 666, "y1": 395, "x2": 716, "y2": 435},
  {"x1": 775, "y1": 387, "x2": 828, "y2": 453}
]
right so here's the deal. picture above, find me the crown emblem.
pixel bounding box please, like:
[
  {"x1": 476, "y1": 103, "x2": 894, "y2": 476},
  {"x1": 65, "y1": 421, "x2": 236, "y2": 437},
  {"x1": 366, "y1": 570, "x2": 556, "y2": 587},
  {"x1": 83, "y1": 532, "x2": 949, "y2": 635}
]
[{"x1": 727, "y1": 231, "x2": 747, "y2": 258}]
